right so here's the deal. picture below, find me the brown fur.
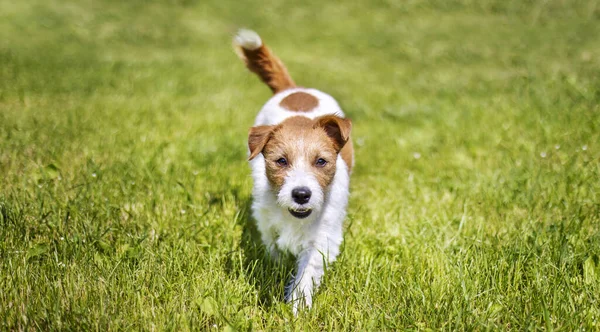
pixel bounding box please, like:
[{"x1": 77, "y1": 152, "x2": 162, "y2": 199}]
[
  {"x1": 248, "y1": 115, "x2": 352, "y2": 190},
  {"x1": 279, "y1": 92, "x2": 319, "y2": 112},
  {"x1": 340, "y1": 140, "x2": 354, "y2": 172},
  {"x1": 238, "y1": 44, "x2": 296, "y2": 94},
  {"x1": 314, "y1": 115, "x2": 352, "y2": 150},
  {"x1": 248, "y1": 125, "x2": 274, "y2": 160}
]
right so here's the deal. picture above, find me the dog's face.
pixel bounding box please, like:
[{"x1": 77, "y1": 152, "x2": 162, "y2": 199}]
[{"x1": 249, "y1": 115, "x2": 351, "y2": 219}]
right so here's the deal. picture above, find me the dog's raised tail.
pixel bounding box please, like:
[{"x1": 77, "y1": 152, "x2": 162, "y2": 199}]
[{"x1": 234, "y1": 29, "x2": 296, "y2": 94}]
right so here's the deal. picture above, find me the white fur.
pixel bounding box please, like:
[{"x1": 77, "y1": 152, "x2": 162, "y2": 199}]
[
  {"x1": 234, "y1": 29, "x2": 262, "y2": 50},
  {"x1": 254, "y1": 88, "x2": 345, "y2": 126},
  {"x1": 277, "y1": 168, "x2": 324, "y2": 214},
  {"x1": 250, "y1": 87, "x2": 351, "y2": 314}
]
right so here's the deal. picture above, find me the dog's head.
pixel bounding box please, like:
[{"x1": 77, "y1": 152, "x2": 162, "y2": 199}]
[{"x1": 248, "y1": 115, "x2": 352, "y2": 219}]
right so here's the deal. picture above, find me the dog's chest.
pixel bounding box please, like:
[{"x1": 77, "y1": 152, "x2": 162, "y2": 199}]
[
  {"x1": 261, "y1": 207, "x2": 313, "y2": 255},
  {"x1": 275, "y1": 223, "x2": 312, "y2": 255}
]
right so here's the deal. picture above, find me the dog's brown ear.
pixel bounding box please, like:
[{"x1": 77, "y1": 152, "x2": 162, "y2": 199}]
[
  {"x1": 248, "y1": 125, "x2": 274, "y2": 160},
  {"x1": 315, "y1": 115, "x2": 352, "y2": 152}
]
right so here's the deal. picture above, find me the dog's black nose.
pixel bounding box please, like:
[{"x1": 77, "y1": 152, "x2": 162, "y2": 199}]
[{"x1": 292, "y1": 187, "x2": 311, "y2": 204}]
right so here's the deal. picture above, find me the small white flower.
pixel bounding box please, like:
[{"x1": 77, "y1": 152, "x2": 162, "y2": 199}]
[
  {"x1": 92, "y1": 173, "x2": 97, "y2": 178},
  {"x1": 582, "y1": 145, "x2": 588, "y2": 151},
  {"x1": 180, "y1": 209, "x2": 186, "y2": 215},
  {"x1": 60, "y1": 237, "x2": 64, "y2": 241},
  {"x1": 555, "y1": 144, "x2": 560, "y2": 150},
  {"x1": 540, "y1": 152, "x2": 547, "y2": 158},
  {"x1": 413, "y1": 152, "x2": 421, "y2": 159}
]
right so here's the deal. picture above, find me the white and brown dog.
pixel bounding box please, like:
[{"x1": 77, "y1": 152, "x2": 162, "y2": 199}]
[{"x1": 234, "y1": 29, "x2": 353, "y2": 313}]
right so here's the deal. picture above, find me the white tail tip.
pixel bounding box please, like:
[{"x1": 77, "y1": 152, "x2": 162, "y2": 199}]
[{"x1": 234, "y1": 29, "x2": 262, "y2": 51}]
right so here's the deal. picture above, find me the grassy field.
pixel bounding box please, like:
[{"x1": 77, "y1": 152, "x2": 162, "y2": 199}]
[{"x1": 1, "y1": 0, "x2": 599, "y2": 330}]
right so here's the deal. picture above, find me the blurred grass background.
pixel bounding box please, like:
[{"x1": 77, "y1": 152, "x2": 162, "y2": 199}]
[{"x1": 1, "y1": 0, "x2": 599, "y2": 330}]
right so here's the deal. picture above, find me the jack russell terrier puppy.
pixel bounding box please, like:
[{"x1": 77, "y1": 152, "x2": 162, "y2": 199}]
[{"x1": 234, "y1": 29, "x2": 353, "y2": 313}]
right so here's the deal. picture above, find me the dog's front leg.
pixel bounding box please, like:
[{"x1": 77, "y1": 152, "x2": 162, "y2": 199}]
[
  {"x1": 285, "y1": 247, "x2": 324, "y2": 314},
  {"x1": 285, "y1": 229, "x2": 342, "y2": 314}
]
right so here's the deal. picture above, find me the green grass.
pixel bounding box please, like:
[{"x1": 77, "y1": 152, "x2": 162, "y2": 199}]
[{"x1": 1, "y1": 0, "x2": 599, "y2": 329}]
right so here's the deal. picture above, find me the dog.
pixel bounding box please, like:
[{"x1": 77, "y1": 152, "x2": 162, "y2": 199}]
[{"x1": 233, "y1": 29, "x2": 353, "y2": 313}]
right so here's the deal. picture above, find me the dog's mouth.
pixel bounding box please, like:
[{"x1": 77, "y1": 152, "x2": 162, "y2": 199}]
[{"x1": 288, "y1": 207, "x2": 312, "y2": 219}]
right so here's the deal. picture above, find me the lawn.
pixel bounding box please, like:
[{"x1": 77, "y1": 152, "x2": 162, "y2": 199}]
[{"x1": 1, "y1": 0, "x2": 599, "y2": 330}]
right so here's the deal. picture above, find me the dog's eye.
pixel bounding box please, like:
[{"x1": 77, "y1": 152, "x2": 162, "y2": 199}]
[
  {"x1": 315, "y1": 158, "x2": 327, "y2": 167},
  {"x1": 276, "y1": 158, "x2": 288, "y2": 167}
]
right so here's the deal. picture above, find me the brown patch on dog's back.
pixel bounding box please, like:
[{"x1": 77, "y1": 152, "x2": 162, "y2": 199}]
[{"x1": 279, "y1": 92, "x2": 319, "y2": 112}]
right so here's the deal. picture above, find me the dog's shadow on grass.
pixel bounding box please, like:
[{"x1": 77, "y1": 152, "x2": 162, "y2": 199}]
[{"x1": 226, "y1": 199, "x2": 296, "y2": 309}]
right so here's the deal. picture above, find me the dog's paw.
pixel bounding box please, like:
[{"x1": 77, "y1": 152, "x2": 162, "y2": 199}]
[
  {"x1": 234, "y1": 29, "x2": 262, "y2": 51},
  {"x1": 285, "y1": 281, "x2": 313, "y2": 315}
]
